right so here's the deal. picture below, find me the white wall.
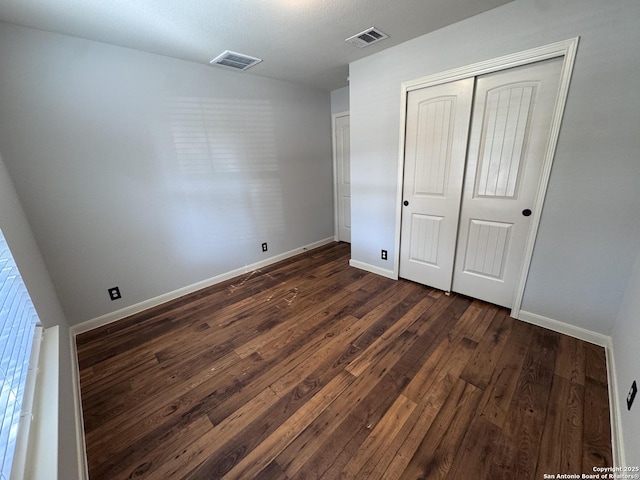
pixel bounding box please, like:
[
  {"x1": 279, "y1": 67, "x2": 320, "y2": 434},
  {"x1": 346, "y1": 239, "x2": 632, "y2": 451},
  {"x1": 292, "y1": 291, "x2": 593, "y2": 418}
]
[
  {"x1": 330, "y1": 86, "x2": 349, "y2": 114},
  {"x1": 612, "y1": 250, "x2": 640, "y2": 466},
  {"x1": 349, "y1": 0, "x2": 640, "y2": 335},
  {"x1": 0, "y1": 22, "x2": 334, "y2": 325},
  {"x1": 0, "y1": 156, "x2": 66, "y2": 332},
  {"x1": 0, "y1": 156, "x2": 79, "y2": 479}
]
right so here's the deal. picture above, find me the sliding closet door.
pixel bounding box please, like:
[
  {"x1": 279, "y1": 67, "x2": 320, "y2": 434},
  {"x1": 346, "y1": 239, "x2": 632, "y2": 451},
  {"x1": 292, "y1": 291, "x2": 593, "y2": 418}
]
[
  {"x1": 399, "y1": 78, "x2": 474, "y2": 291},
  {"x1": 399, "y1": 57, "x2": 564, "y2": 307},
  {"x1": 452, "y1": 57, "x2": 563, "y2": 307}
]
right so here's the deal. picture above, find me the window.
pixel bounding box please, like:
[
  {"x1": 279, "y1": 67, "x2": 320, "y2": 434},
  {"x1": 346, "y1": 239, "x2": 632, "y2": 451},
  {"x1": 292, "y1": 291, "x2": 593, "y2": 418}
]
[{"x1": 0, "y1": 230, "x2": 41, "y2": 479}]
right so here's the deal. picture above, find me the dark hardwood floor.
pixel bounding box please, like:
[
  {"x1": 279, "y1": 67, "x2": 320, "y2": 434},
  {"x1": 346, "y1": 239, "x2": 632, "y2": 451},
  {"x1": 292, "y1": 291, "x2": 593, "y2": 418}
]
[{"x1": 75, "y1": 242, "x2": 613, "y2": 479}]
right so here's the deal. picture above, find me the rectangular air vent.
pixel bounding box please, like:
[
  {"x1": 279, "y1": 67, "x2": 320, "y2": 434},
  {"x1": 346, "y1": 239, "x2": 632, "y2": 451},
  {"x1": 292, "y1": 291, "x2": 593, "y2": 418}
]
[
  {"x1": 345, "y1": 27, "x2": 389, "y2": 48},
  {"x1": 210, "y1": 50, "x2": 262, "y2": 71}
]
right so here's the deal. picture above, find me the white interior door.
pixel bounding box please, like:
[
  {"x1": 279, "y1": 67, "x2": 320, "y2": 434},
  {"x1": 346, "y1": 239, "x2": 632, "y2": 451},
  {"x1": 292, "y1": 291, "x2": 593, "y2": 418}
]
[
  {"x1": 399, "y1": 78, "x2": 474, "y2": 291},
  {"x1": 334, "y1": 114, "x2": 351, "y2": 242},
  {"x1": 452, "y1": 57, "x2": 563, "y2": 307}
]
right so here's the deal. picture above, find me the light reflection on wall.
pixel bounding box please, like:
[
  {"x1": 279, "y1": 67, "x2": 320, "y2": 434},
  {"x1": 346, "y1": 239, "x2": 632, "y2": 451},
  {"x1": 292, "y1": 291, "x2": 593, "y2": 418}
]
[{"x1": 165, "y1": 97, "x2": 285, "y2": 262}]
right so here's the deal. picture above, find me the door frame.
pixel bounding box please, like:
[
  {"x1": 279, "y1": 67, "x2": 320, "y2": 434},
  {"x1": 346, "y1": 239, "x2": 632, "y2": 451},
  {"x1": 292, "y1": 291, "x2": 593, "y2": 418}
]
[
  {"x1": 332, "y1": 111, "x2": 350, "y2": 241},
  {"x1": 393, "y1": 37, "x2": 579, "y2": 318}
]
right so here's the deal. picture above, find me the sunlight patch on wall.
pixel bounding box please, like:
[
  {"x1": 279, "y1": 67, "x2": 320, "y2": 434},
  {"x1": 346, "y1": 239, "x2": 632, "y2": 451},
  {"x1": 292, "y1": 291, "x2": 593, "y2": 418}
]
[
  {"x1": 163, "y1": 97, "x2": 285, "y2": 263},
  {"x1": 167, "y1": 97, "x2": 279, "y2": 174}
]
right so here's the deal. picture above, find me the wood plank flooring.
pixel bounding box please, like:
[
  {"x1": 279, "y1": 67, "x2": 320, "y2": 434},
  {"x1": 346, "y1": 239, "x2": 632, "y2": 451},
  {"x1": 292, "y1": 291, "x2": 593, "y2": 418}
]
[{"x1": 76, "y1": 242, "x2": 613, "y2": 479}]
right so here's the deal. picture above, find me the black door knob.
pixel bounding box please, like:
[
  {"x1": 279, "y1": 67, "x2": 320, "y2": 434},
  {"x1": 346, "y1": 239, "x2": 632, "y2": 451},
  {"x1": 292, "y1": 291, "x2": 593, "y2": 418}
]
[
  {"x1": 522, "y1": 209, "x2": 532, "y2": 217},
  {"x1": 403, "y1": 200, "x2": 409, "y2": 206}
]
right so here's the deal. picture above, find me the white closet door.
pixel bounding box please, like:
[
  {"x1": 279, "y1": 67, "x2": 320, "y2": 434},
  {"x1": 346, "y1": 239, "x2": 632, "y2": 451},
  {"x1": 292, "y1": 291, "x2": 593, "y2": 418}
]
[
  {"x1": 452, "y1": 57, "x2": 563, "y2": 307},
  {"x1": 399, "y1": 78, "x2": 474, "y2": 291},
  {"x1": 335, "y1": 114, "x2": 351, "y2": 242}
]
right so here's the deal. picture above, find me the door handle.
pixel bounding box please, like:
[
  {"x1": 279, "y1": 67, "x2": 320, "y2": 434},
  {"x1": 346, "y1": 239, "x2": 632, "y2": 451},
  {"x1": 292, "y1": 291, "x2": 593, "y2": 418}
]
[
  {"x1": 403, "y1": 200, "x2": 409, "y2": 206},
  {"x1": 522, "y1": 209, "x2": 532, "y2": 217}
]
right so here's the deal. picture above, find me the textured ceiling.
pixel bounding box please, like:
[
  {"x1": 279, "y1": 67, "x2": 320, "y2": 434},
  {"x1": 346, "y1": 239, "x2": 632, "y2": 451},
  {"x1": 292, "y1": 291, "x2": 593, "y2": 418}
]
[{"x1": 0, "y1": 0, "x2": 513, "y2": 91}]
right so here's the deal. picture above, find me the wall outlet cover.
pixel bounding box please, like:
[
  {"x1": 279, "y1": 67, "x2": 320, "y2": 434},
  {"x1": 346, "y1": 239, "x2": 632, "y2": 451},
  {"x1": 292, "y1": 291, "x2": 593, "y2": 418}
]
[
  {"x1": 627, "y1": 380, "x2": 637, "y2": 410},
  {"x1": 108, "y1": 286, "x2": 121, "y2": 301}
]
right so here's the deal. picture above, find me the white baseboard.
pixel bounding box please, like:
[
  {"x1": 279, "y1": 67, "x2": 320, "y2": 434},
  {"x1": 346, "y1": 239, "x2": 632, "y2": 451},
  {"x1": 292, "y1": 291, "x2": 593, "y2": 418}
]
[
  {"x1": 605, "y1": 346, "x2": 626, "y2": 468},
  {"x1": 517, "y1": 310, "x2": 624, "y2": 467},
  {"x1": 69, "y1": 329, "x2": 89, "y2": 480},
  {"x1": 349, "y1": 259, "x2": 397, "y2": 280},
  {"x1": 70, "y1": 237, "x2": 335, "y2": 336},
  {"x1": 517, "y1": 310, "x2": 611, "y2": 347}
]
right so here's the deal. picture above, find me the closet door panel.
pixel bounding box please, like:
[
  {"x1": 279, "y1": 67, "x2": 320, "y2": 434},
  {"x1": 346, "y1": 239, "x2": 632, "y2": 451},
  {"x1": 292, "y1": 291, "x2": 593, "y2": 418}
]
[
  {"x1": 399, "y1": 78, "x2": 474, "y2": 291},
  {"x1": 452, "y1": 57, "x2": 563, "y2": 307}
]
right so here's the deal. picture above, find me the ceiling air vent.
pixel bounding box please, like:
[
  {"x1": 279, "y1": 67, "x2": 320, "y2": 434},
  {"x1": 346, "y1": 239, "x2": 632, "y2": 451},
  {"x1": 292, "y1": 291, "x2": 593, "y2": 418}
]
[
  {"x1": 345, "y1": 27, "x2": 389, "y2": 48},
  {"x1": 210, "y1": 50, "x2": 262, "y2": 71}
]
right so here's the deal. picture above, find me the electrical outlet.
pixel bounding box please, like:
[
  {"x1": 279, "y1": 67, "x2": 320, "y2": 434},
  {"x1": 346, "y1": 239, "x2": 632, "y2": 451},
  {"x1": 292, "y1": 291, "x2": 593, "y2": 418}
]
[
  {"x1": 628, "y1": 380, "x2": 637, "y2": 410},
  {"x1": 262, "y1": 242, "x2": 268, "y2": 252},
  {"x1": 381, "y1": 249, "x2": 388, "y2": 260},
  {"x1": 108, "y1": 286, "x2": 121, "y2": 301}
]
